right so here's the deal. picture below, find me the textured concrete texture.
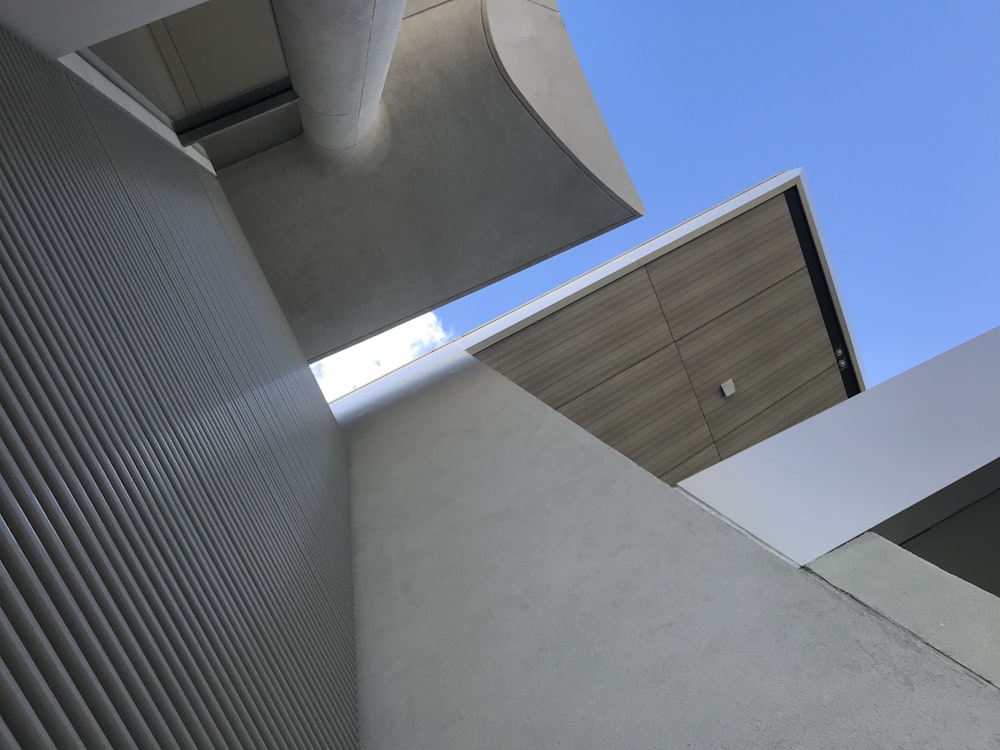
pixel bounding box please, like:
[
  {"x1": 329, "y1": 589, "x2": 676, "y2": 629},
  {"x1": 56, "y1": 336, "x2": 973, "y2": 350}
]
[
  {"x1": 222, "y1": 0, "x2": 640, "y2": 359},
  {"x1": 811, "y1": 533, "x2": 1000, "y2": 688},
  {"x1": 336, "y1": 349, "x2": 1000, "y2": 750}
]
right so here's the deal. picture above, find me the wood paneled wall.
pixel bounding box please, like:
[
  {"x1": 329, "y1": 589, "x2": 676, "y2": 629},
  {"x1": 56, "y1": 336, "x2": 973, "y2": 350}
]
[{"x1": 476, "y1": 193, "x2": 848, "y2": 484}]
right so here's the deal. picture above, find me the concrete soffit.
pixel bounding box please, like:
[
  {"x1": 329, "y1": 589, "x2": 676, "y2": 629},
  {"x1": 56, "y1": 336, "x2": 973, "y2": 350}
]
[
  {"x1": 219, "y1": 0, "x2": 643, "y2": 360},
  {"x1": 481, "y1": 0, "x2": 644, "y2": 216}
]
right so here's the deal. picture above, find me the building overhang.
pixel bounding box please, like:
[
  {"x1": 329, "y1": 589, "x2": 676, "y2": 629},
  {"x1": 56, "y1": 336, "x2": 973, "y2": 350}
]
[
  {"x1": 463, "y1": 168, "x2": 864, "y2": 394},
  {"x1": 219, "y1": 0, "x2": 643, "y2": 359},
  {"x1": 8, "y1": 0, "x2": 642, "y2": 363}
]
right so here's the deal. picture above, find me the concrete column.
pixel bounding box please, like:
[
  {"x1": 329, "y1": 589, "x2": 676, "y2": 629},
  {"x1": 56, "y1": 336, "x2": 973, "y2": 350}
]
[{"x1": 272, "y1": 0, "x2": 406, "y2": 151}]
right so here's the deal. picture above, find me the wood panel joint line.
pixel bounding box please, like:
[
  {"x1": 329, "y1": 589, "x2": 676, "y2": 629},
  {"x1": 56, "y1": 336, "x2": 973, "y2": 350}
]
[
  {"x1": 644, "y1": 265, "x2": 717, "y2": 443},
  {"x1": 670, "y1": 264, "x2": 808, "y2": 344},
  {"x1": 551, "y1": 340, "x2": 676, "y2": 412},
  {"x1": 659, "y1": 442, "x2": 717, "y2": 484}
]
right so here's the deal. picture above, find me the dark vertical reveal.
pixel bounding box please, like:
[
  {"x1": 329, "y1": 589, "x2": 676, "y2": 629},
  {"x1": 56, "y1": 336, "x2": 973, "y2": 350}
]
[
  {"x1": 784, "y1": 187, "x2": 862, "y2": 397},
  {"x1": 0, "y1": 25, "x2": 357, "y2": 750}
]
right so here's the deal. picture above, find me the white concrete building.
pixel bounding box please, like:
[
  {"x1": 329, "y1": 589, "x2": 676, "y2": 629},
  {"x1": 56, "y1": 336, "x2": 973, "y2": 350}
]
[{"x1": 0, "y1": 1, "x2": 997, "y2": 748}]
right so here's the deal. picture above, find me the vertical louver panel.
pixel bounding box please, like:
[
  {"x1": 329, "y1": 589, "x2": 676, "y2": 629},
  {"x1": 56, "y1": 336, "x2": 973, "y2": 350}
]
[{"x1": 0, "y1": 25, "x2": 357, "y2": 749}]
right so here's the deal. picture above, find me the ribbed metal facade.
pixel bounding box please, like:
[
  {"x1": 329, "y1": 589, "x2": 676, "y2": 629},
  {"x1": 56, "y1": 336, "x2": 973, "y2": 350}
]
[{"x1": 0, "y1": 26, "x2": 357, "y2": 749}]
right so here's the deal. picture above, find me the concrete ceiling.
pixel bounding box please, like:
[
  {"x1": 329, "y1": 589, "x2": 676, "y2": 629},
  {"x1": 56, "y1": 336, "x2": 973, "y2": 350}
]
[
  {"x1": 89, "y1": 0, "x2": 287, "y2": 122},
  {"x1": 0, "y1": 0, "x2": 208, "y2": 57},
  {"x1": 220, "y1": 0, "x2": 643, "y2": 359}
]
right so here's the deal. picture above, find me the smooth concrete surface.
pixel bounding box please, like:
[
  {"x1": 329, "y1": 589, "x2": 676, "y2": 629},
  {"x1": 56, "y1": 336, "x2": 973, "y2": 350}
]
[
  {"x1": 0, "y1": 0, "x2": 206, "y2": 57},
  {"x1": 681, "y1": 325, "x2": 1000, "y2": 565},
  {"x1": 196, "y1": 98, "x2": 303, "y2": 169},
  {"x1": 272, "y1": 0, "x2": 405, "y2": 151},
  {"x1": 89, "y1": 24, "x2": 194, "y2": 118},
  {"x1": 336, "y1": 348, "x2": 1000, "y2": 750},
  {"x1": 811, "y1": 533, "x2": 1000, "y2": 687},
  {"x1": 221, "y1": 0, "x2": 640, "y2": 359},
  {"x1": 485, "y1": 0, "x2": 642, "y2": 212}
]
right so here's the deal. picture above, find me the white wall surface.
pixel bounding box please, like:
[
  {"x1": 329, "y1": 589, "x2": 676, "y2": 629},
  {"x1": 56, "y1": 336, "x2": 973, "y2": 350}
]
[
  {"x1": 811, "y1": 533, "x2": 1000, "y2": 687},
  {"x1": 681, "y1": 325, "x2": 1000, "y2": 565},
  {"x1": 334, "y1": 347, "x2": 1000, "y2": 750}
]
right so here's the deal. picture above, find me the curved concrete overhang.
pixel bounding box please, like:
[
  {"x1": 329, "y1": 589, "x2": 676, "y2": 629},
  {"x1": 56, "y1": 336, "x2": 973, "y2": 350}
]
[
  {"x1": 271, "y1": 0, "x2": 406, "y2": 151},
  {"x1": 483, "y1": 0, "x2": 643, "y2": 214},
  {"x1": 219, "y1": 0, "x2": 642, "y2": 360}
]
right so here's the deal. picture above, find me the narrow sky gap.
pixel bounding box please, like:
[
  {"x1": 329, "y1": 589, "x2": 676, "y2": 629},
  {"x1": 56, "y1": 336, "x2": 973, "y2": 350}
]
[{"x1": 311, "y1": 312, "x2": 453, "y2": 402}]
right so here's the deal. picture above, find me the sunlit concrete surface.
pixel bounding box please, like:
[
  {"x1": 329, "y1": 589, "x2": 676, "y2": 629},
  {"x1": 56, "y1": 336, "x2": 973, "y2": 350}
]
[{"x1": 335, "y1": 348, "x2": 1000, "y2": 750}]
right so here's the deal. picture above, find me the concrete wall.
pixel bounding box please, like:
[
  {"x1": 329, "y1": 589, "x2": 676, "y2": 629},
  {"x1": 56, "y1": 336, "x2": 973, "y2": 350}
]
[
  {"x1": 0, "y1": 27, "x2": 356, "y2": 748},
  {"x1": 681, "y1": 324, "x2": 1000, "y2": 565},
  {"x1": 484, "y1": 0, "x2": 642, "y2": 213},
  {"x1": 335, "y1": 347, "x2": 1000, "y2": 750},
  {"x1": 811, "y1": 533, "x2": 1000, "y2": 688}
]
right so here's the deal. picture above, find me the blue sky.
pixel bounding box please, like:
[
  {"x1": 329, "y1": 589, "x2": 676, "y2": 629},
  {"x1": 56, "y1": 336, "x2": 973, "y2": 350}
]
[{"x1": 314, "y1": 1, "x2": 999, "y2": 399}]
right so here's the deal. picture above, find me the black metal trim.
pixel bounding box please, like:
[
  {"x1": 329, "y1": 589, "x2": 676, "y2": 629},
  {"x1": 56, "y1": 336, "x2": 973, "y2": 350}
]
[{"x1": 784, "y1": 187, "x2": 862, "y2": 396}]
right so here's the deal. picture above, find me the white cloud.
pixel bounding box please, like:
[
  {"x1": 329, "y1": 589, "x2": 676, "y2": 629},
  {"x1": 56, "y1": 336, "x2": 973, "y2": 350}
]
[{"x1": 310, "y1": 312, "x2": 452, "y2": 402}]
